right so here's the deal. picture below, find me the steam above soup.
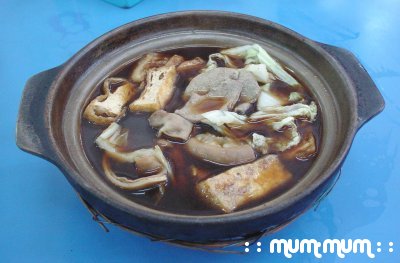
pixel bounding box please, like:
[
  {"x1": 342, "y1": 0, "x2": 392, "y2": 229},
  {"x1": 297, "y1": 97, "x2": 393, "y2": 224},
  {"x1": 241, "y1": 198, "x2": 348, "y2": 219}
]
[{"x1": 81, "y1": 44, "x2": 321, "y2": 214}]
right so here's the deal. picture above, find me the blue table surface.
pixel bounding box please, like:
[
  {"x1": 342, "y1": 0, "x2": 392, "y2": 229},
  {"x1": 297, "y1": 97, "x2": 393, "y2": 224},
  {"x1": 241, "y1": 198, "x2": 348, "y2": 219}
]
[{"x1": 1, "y1": 0, "x2": 399, "y2": 262}]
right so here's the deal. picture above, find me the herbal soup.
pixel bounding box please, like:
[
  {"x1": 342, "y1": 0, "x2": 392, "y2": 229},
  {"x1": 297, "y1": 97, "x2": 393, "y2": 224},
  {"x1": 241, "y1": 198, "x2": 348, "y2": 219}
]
[{"x1": 81, "y1": 45, "x2": 321, "y2": 215}]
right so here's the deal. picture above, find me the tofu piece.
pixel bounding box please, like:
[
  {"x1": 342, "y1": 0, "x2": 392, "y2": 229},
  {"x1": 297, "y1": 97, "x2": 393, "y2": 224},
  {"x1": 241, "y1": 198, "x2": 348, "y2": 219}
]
[
  {"x1": 130, "y1": 53, "x2": 169, "y2": 83},
  {"x1": 129, "y1": 65, "x2": 177, "y2": 112},
  {"x1": 197, "y1": 155, "x2": 292, "y2": 213},
  {"x1": 165, "y1": 54, "x2": 185, "y2": 67}
]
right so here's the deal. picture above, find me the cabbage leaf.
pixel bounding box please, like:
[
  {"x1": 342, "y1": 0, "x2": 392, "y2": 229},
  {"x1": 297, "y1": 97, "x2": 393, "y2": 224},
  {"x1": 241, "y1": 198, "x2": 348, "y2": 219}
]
[{"x1": 221, "y1": 44, "x2": 299, "y2": 86}]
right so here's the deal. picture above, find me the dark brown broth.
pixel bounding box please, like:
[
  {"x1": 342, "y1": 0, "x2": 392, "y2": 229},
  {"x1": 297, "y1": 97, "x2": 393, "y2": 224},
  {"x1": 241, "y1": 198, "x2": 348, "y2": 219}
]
[{"x1": 81, "y1": 47, "x2": 322, "y2": 215}]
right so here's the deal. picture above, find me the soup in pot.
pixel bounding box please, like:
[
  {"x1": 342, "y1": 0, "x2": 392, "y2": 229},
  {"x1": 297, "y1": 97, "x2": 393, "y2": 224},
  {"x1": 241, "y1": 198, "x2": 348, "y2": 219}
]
[{"x1": 81, "y1": 44, "x2": 322, "y2": 215}]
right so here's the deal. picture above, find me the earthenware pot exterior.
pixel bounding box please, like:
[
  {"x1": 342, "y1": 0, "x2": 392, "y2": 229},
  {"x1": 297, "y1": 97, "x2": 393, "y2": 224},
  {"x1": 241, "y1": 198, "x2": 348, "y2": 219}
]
[{"x1": 16, "y1": 11, "x2": 384, "y2": 246}]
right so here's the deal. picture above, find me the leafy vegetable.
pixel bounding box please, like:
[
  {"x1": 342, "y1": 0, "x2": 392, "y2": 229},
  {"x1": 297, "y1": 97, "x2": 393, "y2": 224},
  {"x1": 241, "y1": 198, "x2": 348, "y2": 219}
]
[
  {"x1": 257, "y1": 83, "x2": 283, "y2": 109},
  {"x1": 251, "y1": 133, "x2": 270, "y2": 154},
  {"x1": 251, "y1": 117, "x2": 301, "y2": 153},
  {"x1": 201, "y1": 110, "x2": 247, "y2": 136},
  {"x1": 243, "y1": 64, "x2": 270, "y2": 83},
  {"x1": 251, "y1": 102, "x2": 317, "y2": 122},
  {"x1": 221, "y1": 44, "x2": 299, "y2": 86},
  {"x1": 200, "y1": 101, "x2": 317, "y2": 154},
  {"x1": 202, "y1": 110, "x2": 246, "y2": 126},
  {"x1": 288, "y1": 92, "x2": 303, "y2": 103}
]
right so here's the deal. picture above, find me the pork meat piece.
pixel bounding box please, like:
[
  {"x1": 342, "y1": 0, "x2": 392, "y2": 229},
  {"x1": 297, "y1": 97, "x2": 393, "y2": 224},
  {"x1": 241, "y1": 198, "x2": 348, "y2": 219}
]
[
  {"x1": 185, "y1": 133, "x2": 256, "y2": 166},
  {"x1": 149, "y1": 110, "x2": 193, "y2": 141},
  {"x1": 175, "y1": 68, "x2": 259, "y2": 122}
]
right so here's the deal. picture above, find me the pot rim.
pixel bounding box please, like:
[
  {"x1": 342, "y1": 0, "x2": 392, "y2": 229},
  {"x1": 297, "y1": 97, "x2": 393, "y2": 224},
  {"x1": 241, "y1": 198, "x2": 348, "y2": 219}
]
[{"x1": 46, "y1": 10, "x2": 359, "y2": 225}]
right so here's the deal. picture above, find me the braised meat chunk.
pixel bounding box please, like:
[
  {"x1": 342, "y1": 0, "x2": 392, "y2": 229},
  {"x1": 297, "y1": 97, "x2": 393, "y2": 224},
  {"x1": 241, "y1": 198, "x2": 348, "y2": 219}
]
[
  {"x1": 185, "y1": 133, "x2": 256, "y2": 166},
  {"x1": 149, "y1": 110, "x2": 193, "y2": 141},
  {"x1": 175, "y1": 68, "x2": 260, "y2": 122}
]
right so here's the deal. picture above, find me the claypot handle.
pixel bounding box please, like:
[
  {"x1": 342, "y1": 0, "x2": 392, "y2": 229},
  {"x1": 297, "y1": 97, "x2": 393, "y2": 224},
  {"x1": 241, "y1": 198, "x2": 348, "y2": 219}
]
[
  {"x1": 16, "y1": 66, "x2": 62, "y2": 164},
  {"x1": 319, "y1": 43, "x2": 385, "y2": 128}
]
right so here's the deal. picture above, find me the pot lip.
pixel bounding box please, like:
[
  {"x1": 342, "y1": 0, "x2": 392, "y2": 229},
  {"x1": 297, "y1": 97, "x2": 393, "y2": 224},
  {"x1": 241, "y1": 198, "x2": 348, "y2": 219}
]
[{"x1": 47, "y1": 10, "x2": 359, "y2": 225}]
